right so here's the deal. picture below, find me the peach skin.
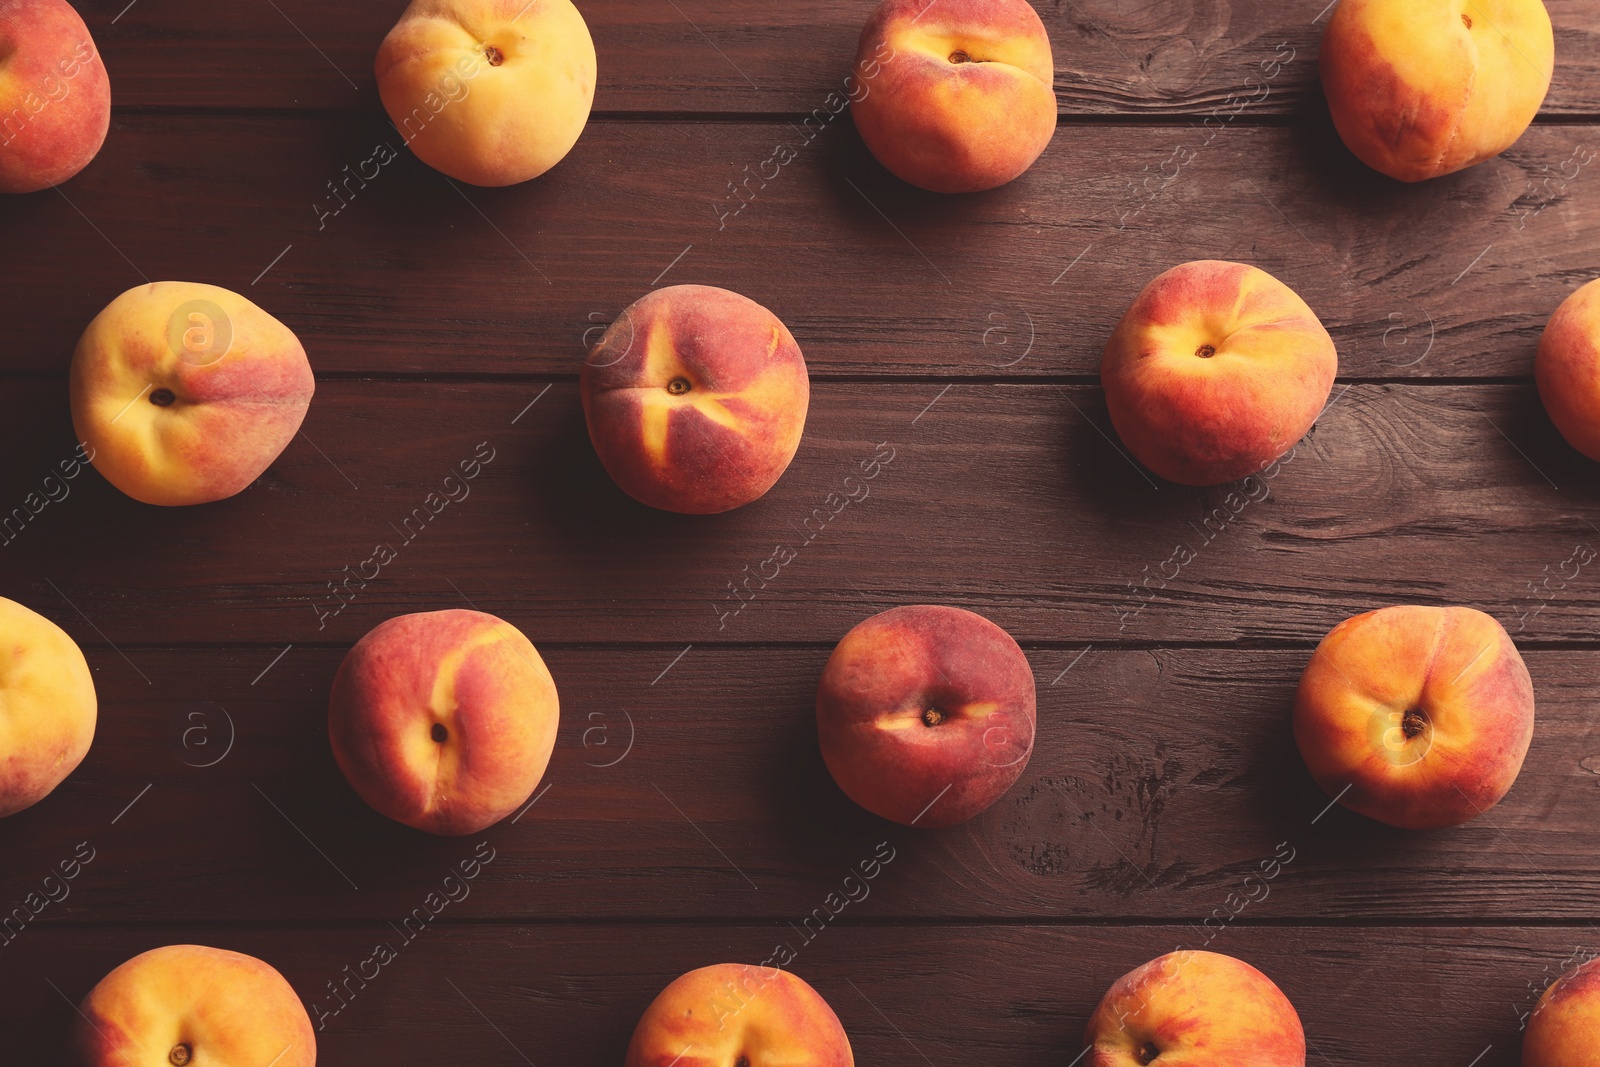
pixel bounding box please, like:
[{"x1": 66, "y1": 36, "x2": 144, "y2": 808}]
[
  {"x1": 625, "y1": 963, "x2": 854, "y2": 1067},
  {"x1": 1536, "y1": 278, "x2": 1600, "y2": 460},
  {"x1": 581, "y1": 285, "x2": 810, "y2": 514},
  {"x1": 1084, "y1": 950, "x2": 1305, "y2": 1067},
  {"x1": 1294, "y1": 605, "x2": 1535, "y2": 829},
  {"x1": 1525, "y1": 957, "x2": 1600, "y2": 1067},
  {"x1": 70, "y1": 282, "x2": 315, "y2": 506},
  {"x1": 329, "y1": 609, "x2": 559, "y2": 836},
  {"x1": 377, "y1": 0, "x2": 596, "y2": 186},
  {"x1": 851, "y1": 0, "x2": 1056, "y2": 193},
  {"x1": 66, "y1": 944, "x2": 316, "y2": 1067},
  {"x1": 817, "y1": 604, "x2": 1035, "y2": 827},
  {"x1": 1320, "y1": 0, "x2": 1554, "y2": 182},
  {"x1": 1101, "y1": 260, "x2": 1337, "y2": 486},
  {"x1": 0, "y1": 595, "x2": 96, "y2": 819},
  {"x1": 0, "y1": 0, "x2": 111, "y2": 194}
]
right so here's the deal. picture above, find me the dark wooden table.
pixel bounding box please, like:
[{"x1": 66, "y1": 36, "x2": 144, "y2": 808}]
[{"x1": 3, "y1": 1, "x2": 1599, "y2": 1063}]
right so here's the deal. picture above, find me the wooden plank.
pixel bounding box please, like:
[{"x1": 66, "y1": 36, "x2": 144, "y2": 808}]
[
  {"x1": 3, "y1": 645, "x2": 1598, "y2": 923},
  {"x1": 0, "y1": 922, "x2": 1582, "y2": 1065},
  {"x1": 5, "y1": 118, "x2": 1594, "y2": 379},
  {"x1": 1, "y1": 380, "x2": 1598, "y2": 646},
  {"x1": 75, "y1": 0, "x2": 1600, "y2": 116},
  {"x1": 2, "y1": 6, "x2": 1593, "y2": 1065}
]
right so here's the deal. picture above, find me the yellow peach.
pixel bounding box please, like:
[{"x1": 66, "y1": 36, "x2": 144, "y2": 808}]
[
  {"x1": 1535, "y1": 278, "x2": 1600, "y2": 460},
  {"x1": 1320, "y1": 0, "x2": 1553, "y2": 182},
  {"x1": 1101, "y1": 260, "x2": 1337, "y2": 486},
  {"x1": 66, "y1": 944, "x2": 315, "y2": 1067},
  {"x1": 0, "y1": 0, "x2": 111, "y2": 194},
  {"x1": 582, "y1": 285, "x2": 810, "y2": 514},
  {"x1": 1294, "y1": 605, "x2": 1535, "y2": 829},
  {"x1": 817, "y1": 604, "x2": 1036, "y2": 828},
  {"x1": 377, "y1": 0, "x2": 596, "y2": 186},
  {"x1": 625, "y1": 963, "x2": 853, "y2": 1067},
  {"x1": 329, "y1": 609, "x2": 559, "y2": 836},
  {"x1": 70, "y1": 282, "x2": 315, "y2": 506},
  {"x1": 851, "y1": 0, "x2": 1056, "y2": 193},
  {"x1": 1525, "y1": 956, "x2": 1600, "y2": 1067},
  {"x1": 0, "y1": 596, "x2": 95, "y2": 819},
  {"x1": 1085, "y1": 950, "x2": 1305, "y2": 1066}
]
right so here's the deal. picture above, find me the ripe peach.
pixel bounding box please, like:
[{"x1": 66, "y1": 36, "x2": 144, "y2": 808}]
[
  {"x1": 0, "y1": 596, "x2": 95, "y2": 819},
  {"x1": 1536, "y1": 278, "x2": 1600, "y2": 460},
  {"x1": 329, "y1": 609, "x2": 559, "y2": 836},
  {"x1": 816, "y1": 605, "x2": 1035, "y2": 828},
  {"x1": 376, "y1": 0, "x2": 596, "y2": 186},
  {"x1": 851, "y1": 0, "x2": 1056, "y2": 193},
  {"x1": 1525, "y1": 956, "x2": 1600, "y2": 1067},
  {"x1": 581, "y1": 285, "x2": 810, "y2": 514},
  {"x1": 1294, "y1": 605, "x2": 1535, "y2": 829},
  {"x1": 1320, "y1": 0, "x2": 1554, "y2": 182},
  {"x1": 1101, "y1": 260, "x2": 1337, "y2": 485},
  {"x1": 0, "y1": 0, "x2": 111, "y2": 194},
  {"x1": 66, "y1": 944, "x2": 315, "y2": 1067},
  {"x1": 69, "y1": 282, "x2": 315, "y2": 506},
  {"x1": 625, "y1": 963, "x2": 853, "y2": 1067},
  {"x1": 1084, "y1": 950, "x2": 1305, "y2": 1066}
]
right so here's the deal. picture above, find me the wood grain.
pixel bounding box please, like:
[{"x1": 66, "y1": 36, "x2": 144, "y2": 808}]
[
  {"x1": 0, "y1": 922, "x2": 1584, "y2": 1065},
  {"x1": 4, "y1": 4, "x2": 1599, "y2": 1061},
  {"x1": 1, "y1": 380, "x2": 1597, "y2": 645},
  {"x1": 75, "y1": 0, "x2": 1600, "y2": 117},
  {"x1": 2, "y1": 645, "x2": 1597, "y2": 924},
  {"x1": 5, "y1": 117, "x2": 1596, "y2": 378}
]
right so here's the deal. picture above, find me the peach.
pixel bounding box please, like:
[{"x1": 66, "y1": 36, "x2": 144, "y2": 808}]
[
  {"x1": 851, "y1": 0, "x2": 1056, "y2": 193},
  {"x1": 1525, "y1": 956, "x2": 1600, "y2": 1067},
  {"x1": 0, "y1": 596, "x2": 95, "y2": 819},
  {"x1": 625, "y1": 963, "x2": 853, "y2": 1067},
  {"x1": 1084, "y1": 950, "x2": 1305, "y2": 1066},
  {"x1": 816, "y1": 605, "x2": 1035, "y2": 828},
  {"x1": 1294, "y1": 605, "x2": 1535, "y2": 829},
  {"x1": 1536, "y1": 278, "x2": 1600, "y2": 459},
  {"x1": 376, "y1": 0, "x2": 596, "y2": 186},
  {"x1": 329, "y1": 609, "x2": 559, "y2": 836},
  {"x1": 582, "y1": 285, "x2": 810, "y2": 514},
  {"x1": 1320, "y1": 0, "x2": 1554, "y2": 182},
  {"x1": 0, "y1": 0, "x2": 110, "y2": 194},
  {"x1": 1101, "y1": 260, "x2": 1337, "y2": 486},
  {"x1": 69, "y1": 282, "x2": 315, "y2": 506},
  {"x1": 66, "y1": 944, "x2": 315, "y2": 1067}
]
